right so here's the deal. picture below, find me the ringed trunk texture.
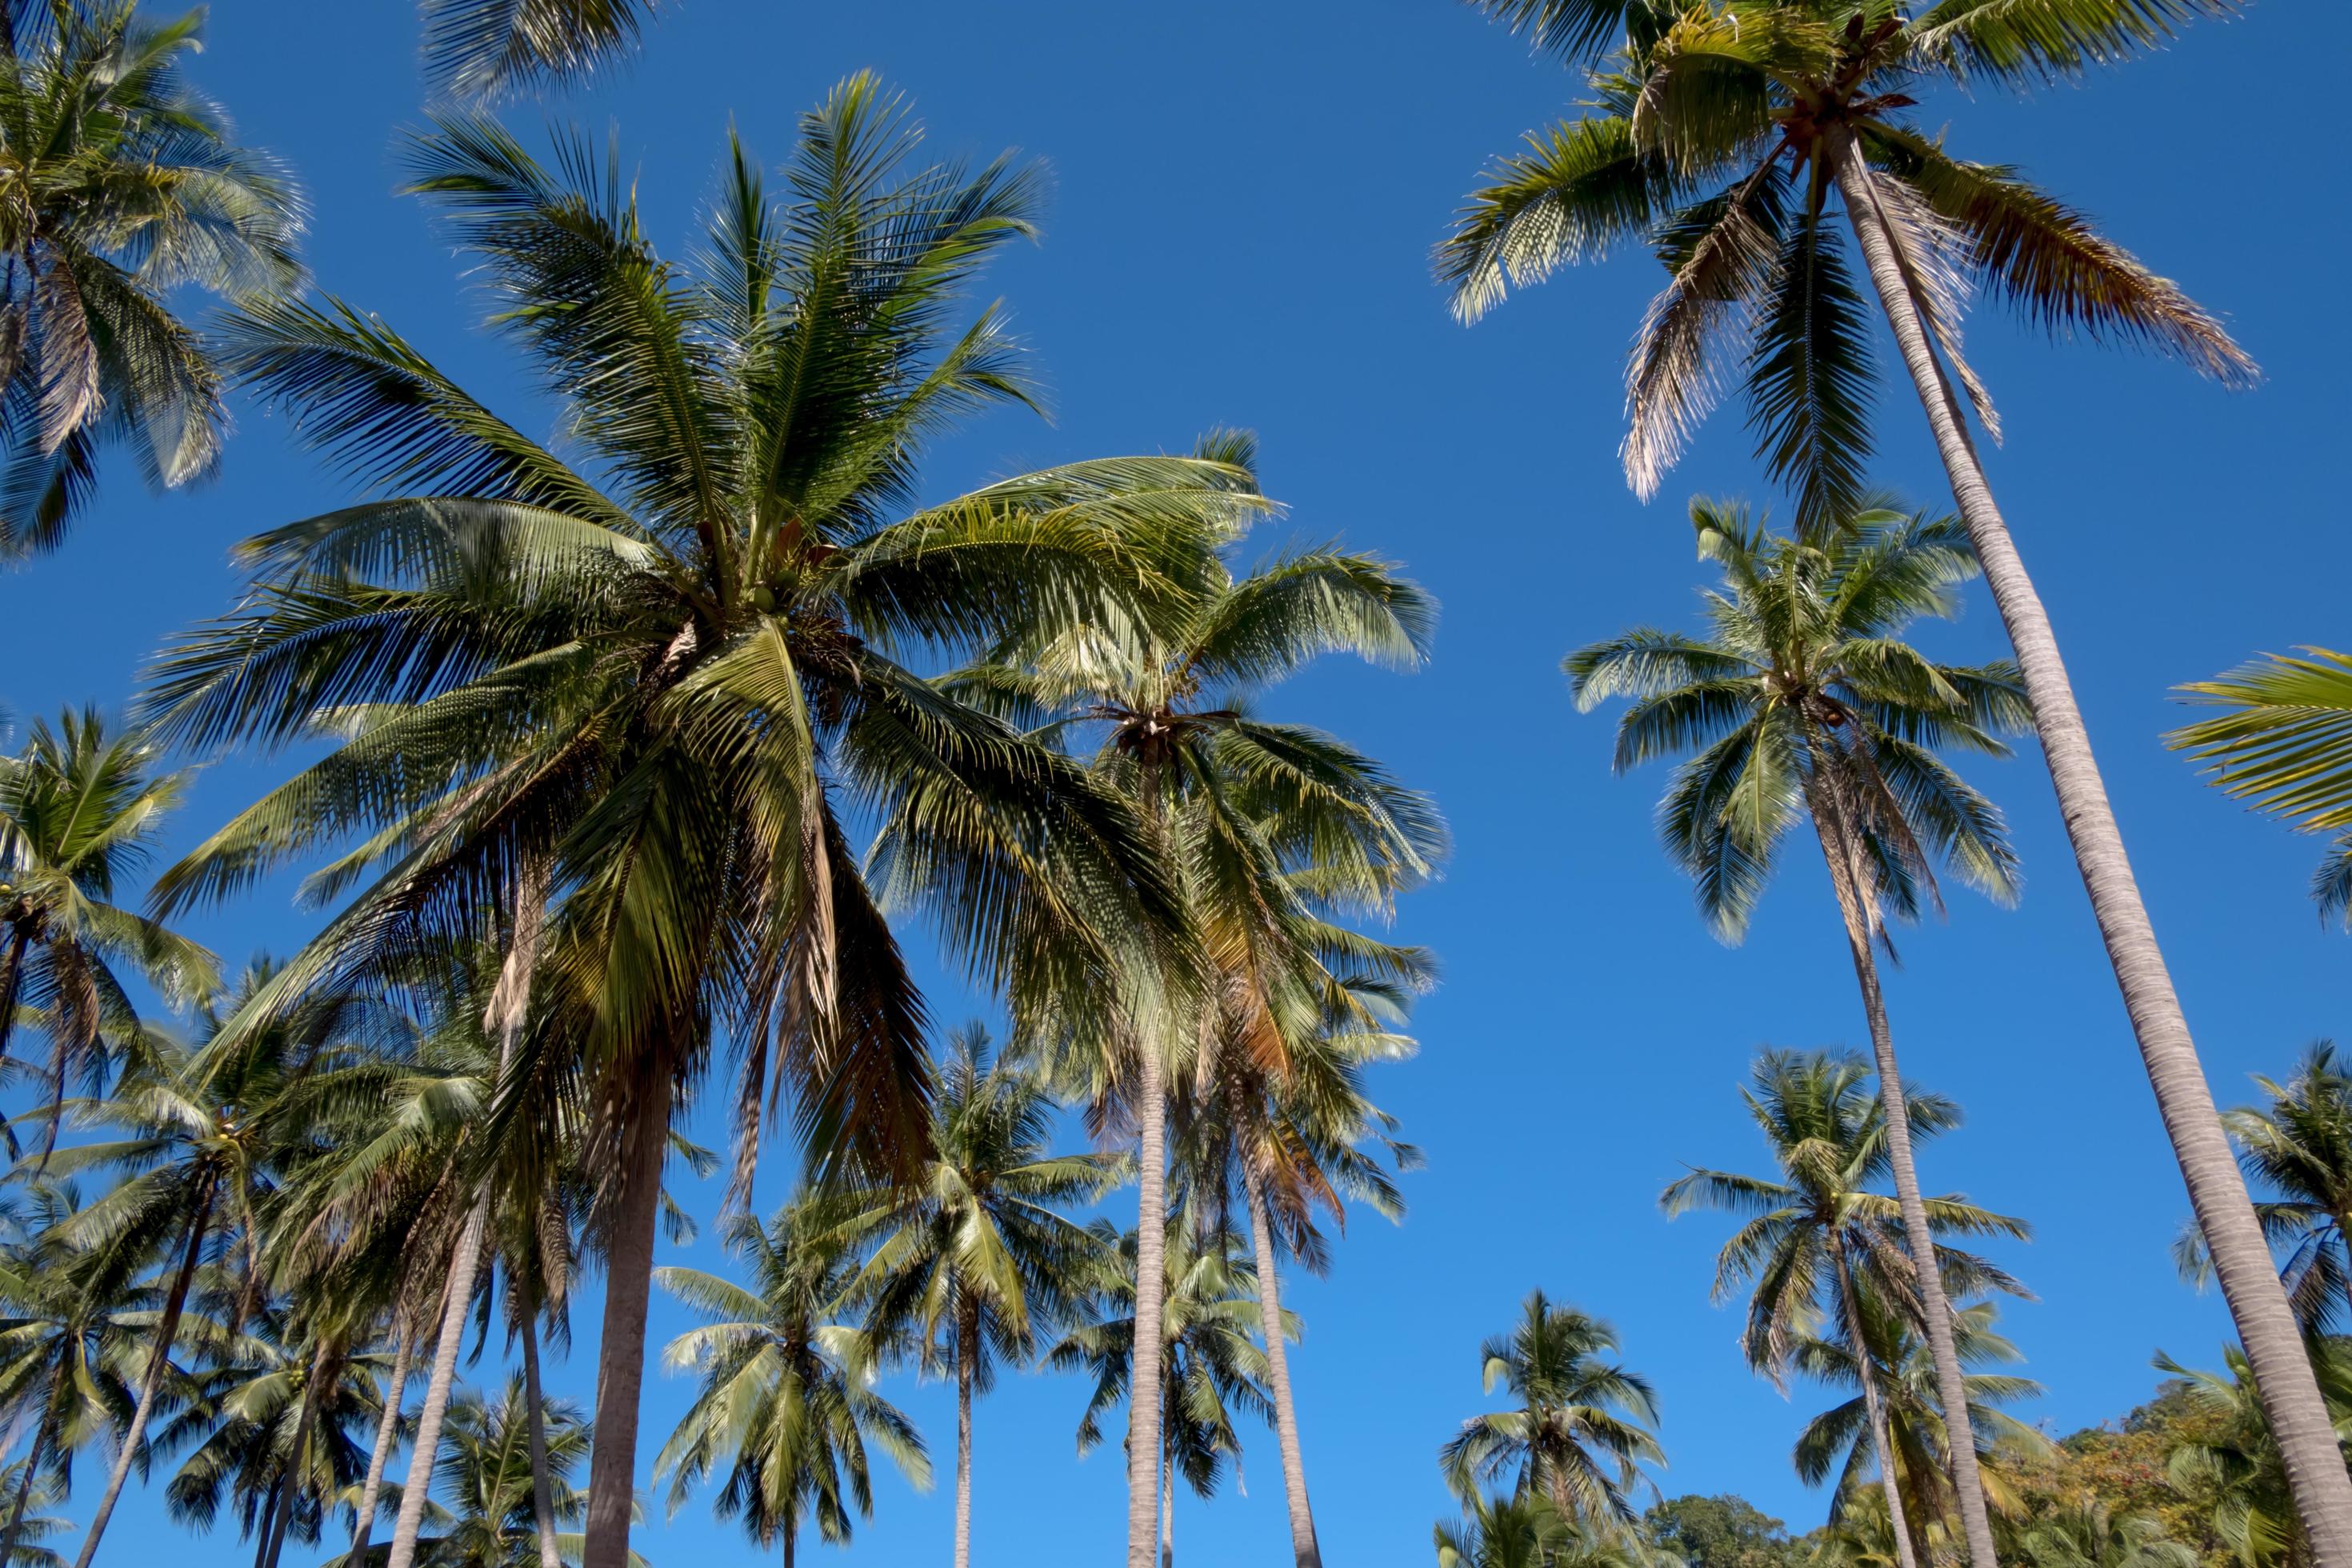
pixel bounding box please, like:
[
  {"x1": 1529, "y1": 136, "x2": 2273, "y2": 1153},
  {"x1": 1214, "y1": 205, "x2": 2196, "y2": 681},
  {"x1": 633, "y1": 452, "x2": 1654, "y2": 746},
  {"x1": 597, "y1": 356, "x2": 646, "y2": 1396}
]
[
  {"x1": 581, "y1": 1064, "x2": 674, "y2": 1568},
  {"x1": 1833, "y1": 143, "x2": 2352, "y2": 1565},
  {"x1": 1808, "y1": 786, "x2": 1999, "y2": 1568},
  {"x1": 1126, "y1": 1038, "x2": 1171, "y2": 1568},
  {"x1": 387, "y1": 1200, "x2": 490, "y2": 1568},
  {"x1": 350, "y1": 1326, "x2": 414, "y2": 1561},
  {"x1": 954, "y1": 1305, "x2": 976, "y2": 1568},
  {"x1": 1161, "y1": 1461, "x2": 1174, "y2": 1568},
  {"x1": 520, "y1": 1297, "x2": 565, "y2": 1568},
  {"x1": 1835, "y1": 1243, "x2": 1922, "y2": 1568},
  {"x1": 73, "y1": 1179, "x2": 216, "y2": 1568},
  {"x1": 1240, "y1": 1156, "x2": 1323, "y2": 1568}
]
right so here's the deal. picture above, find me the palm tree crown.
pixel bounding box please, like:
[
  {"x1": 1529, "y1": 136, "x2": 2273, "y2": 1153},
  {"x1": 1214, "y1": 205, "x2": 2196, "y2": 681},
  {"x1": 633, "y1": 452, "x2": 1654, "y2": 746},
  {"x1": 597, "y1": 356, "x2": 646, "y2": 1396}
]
[
  {"x1": 0, "y1": 0, "x2": 302, "y2": 559},
  {"x1": 1440, "y1": 1291, "x2": 1663, "y2": 1526}
]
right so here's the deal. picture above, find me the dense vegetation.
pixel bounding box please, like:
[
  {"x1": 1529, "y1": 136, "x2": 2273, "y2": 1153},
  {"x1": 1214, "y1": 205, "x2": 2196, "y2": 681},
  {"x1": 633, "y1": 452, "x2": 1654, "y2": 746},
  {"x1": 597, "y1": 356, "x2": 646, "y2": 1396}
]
[{"x1": 2, "y1": 2, "x2": 2346, "y2": 1566}]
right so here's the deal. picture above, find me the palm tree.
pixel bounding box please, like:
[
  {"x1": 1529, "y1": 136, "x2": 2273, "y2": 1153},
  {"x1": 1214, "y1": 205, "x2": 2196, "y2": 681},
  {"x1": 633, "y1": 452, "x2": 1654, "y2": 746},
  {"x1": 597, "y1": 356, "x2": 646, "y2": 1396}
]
[
  {"x1": 419, "y1": 0, "x2": 658, "y2": 103},
  {"x1": 0, "y1": 710, "x2": 216, "y2": 1148},
  {"x1": 2170, "y1": 648, "x2": 2352, "y2": 930},
  {"x1": 2176, "y1": 1046, "x2": 2352, "y2": 1334},
  {"x1": 1793, "y1": 1296, "x2": 2054, "y2": 1563},
  {"x1": 0, "y1": 1459, "x2": 70, "y2": 1568},
  {"x1": 37, "y1": 961, "x2": 410, "y2": 1568},
  {"x1": 1571, "y1": 502, "x2": 2026, "y2": 1555},
  {"x1": 2157, "y1": 1338, "x2": 2352, "y2": 1568},
  {"x1": 846, "y1": 1026, "x2": 1114, "y2": 1568},
  {"x1": 1442, "y1": 6, "x2": 2346, "y2": 1547},
  {"x1": 2018, "y1": 1498, "x2": 2199, "y2": 1568},
  {"x1": 0, "y1": 1186, "x2": 144, "y2": 1566},
  {"x1": 1441, "y1": 1292, "x2": 1662, "y2": 1528},
  {"x1": 143, "y1": 78, "x2": 1246, "y2": 1568},
  {"x1": 1661, "y1": 1049, "x2": 2030, "y2": 1568},
  {"x1": 654, "y1": 1198, "x2": 929, "y2": 1568},
  {"x1": 1050, "y1": 1216, "x2": 1280, "y2": 1568},
  {"x1": 0, "y1": 0, "x2": 301, "y2": 560},
  {"x1": 411, "y1": 1375, "x2": 615, "y2": 1568},
  {"x1": 934, "y1": 441, "x2": 1438, "y2": 1567}
]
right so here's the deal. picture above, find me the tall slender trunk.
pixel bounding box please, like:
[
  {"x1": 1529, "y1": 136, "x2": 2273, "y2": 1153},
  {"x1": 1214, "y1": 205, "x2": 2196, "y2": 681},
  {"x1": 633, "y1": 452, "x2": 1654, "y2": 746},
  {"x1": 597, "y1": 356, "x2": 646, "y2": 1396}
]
[
  {"x1": 251, "y1": 1476, "x2": 283, "y2": 1568},
  {"x1": 73, "y1": 1178, "x2": 217, "y2": 1568},
  {"x1": 388, "y1": 1196, "x2": 490, "y2": 1568},
  {"x1": 1239, "y1": 1154, "x2": 1322, "y2": 1568},
  {"x1": 1806, "y1": 779, "x2": 1998, "y2": 1567},
  {"x1": 1832, "y1": 142, "x2": 2352, "y2": 1566},
  {"x1": 391, "y1": 860, "x2": 550, "y2": 1568},
  {"x1": 0, "y1": 1427, "x2": 50, "y2": 1568},
  {"x1": 262, "y1": 1342, "x2": 334, "y2": 1568},
  {"x1": 519, "y1": 1294, "x2": 564, "y2": 1568},
  {"x1": 1126, "y1": 1037, "x2": 1171, "y2": 1568},
  {"x1": 1161, "y1": 1459, "x2": 1174, "y2": 1568},
  {"x1": 954, "y1": 1302, "x2": 976, "y2": 1568},
  {"x1": 350, "y1": 1326, "x2": 414, "y2": 1562},
  {"x1": 582, "y1": 1062, "x2": 673, "y2": 1568},
  {"x1": 1834, "y1": 1242, "x2": 1922, "y2": 1568}
]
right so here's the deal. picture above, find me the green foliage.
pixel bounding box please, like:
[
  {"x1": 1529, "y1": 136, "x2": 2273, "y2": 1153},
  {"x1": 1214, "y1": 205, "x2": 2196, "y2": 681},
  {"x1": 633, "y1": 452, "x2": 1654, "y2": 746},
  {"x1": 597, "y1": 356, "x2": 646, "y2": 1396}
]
[
  {"x1": 1643, "y1": 1494, "x2": 1807, "y2": 1568},
  {"x1": 2170, "y1": 649, "x2": 2352, "y2": 928}
]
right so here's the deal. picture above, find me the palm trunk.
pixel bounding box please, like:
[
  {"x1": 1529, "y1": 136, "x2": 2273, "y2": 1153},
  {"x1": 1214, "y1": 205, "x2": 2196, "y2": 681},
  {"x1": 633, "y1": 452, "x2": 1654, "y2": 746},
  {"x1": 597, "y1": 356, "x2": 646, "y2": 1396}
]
[
  {"x1": 954, "y1": 1303, "x2": 976, "y2": 1568},
  {"x1": 581, "y1": 1062, "x2": 673, "y2": 1568},
  {"x1": 1806, "y1": 781, "x2": 1998, "y2": 1568},
  {"x1": 387, "y1": 1195, "x2": 490, "y2": 1568},
  {"x1": 0, "y1": 1427, "x2": 50, "y2": 1568},
  {"x1": 1832, "y1": 142, "x2": 2352, "y2": 1566},
  {"x1": 350, "y1": 1325, "x2": 414, "y2": 1562},
  {"x1": 1126, "y1": 1037, "x2": 1171, "y2": 1568},
  {"x1": 1834, "y1": 1242, "x2": 1922, "y2": 1568},
  {"x1": 262, "y1": 1342, "x2": 334, "y2": 1568},
  {"x1": 1161, "y1": 1460, "x2": 1174, "y2": 1568},
  {"x1": 72, "y1": 1178, "x2": 216, "y2": 1568},
  {"x1": 1239, "y1": 1155, "x2": 1322, "y2": 1568},
  {"x1": 251, "y1": 1476, "x2": 284, "y2": 1568},
  {"x1": 520, "y1": 1294, "x2": 565, "y2": 1568}
]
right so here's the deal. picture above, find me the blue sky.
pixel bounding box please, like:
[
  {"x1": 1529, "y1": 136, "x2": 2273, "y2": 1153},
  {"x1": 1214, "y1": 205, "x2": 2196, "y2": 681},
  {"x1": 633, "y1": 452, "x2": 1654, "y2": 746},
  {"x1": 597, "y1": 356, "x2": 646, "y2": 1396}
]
[{"x1": 3, "y1": 0, "x2": 2347, "y2": 1562}]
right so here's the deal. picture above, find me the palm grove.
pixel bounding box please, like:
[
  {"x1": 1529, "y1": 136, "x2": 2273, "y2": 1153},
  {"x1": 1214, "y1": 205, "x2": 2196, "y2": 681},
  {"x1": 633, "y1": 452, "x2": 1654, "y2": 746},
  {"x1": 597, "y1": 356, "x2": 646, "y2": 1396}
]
[{"x1": 0, "y1": 2, "x2": 2343, "y2": 1567}]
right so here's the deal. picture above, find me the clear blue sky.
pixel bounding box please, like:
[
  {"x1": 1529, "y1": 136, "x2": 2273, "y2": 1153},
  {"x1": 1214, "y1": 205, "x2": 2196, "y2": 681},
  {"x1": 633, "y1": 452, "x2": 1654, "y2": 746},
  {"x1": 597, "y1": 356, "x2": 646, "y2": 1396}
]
[{"x1": 3, "y1": 1, "x2": 2346, "y2": 1562}]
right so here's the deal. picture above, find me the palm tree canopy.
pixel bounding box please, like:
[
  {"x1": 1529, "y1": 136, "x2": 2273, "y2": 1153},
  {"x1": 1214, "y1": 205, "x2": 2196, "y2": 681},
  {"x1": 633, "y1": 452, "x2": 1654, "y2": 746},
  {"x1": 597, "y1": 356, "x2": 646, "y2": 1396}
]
[
  {"x1": 419, "y1": 0, "x2": 658, "y2": 104},
  {"x1": 0, "y1": 0, "x2": 302, "y2": 559},
  {"x1": 1566, "y1": 502, "x2": 2026, "y2": 942},
  {"x1": 140, "y1": 75, "x2": 1262, "y2": 1186},
  {"x1": 1441, "y1": 1290, "x2": 1664, "y2": 1526},
  {"x1": 1661, "y1": 1049, "x2": 2030, "y2": 1379},
  {"x1": 1442, "y1": 0, "x2": 2252, "y2": 532}
]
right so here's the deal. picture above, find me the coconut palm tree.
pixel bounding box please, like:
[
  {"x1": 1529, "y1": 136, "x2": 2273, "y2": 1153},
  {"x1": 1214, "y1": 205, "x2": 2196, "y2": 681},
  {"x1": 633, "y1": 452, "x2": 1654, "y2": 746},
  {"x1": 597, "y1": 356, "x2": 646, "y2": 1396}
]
[
  {"x1": 0, "y1": 0, "x2": 302, "y2": 560},
  {"x1": 926, "y1": 442, "x2": 1438, "y2": 1567},
  {"x1": 0, "y1": 1186, "x2": 141, "y2": 1566},
  {"x1": 410, "y1": 1375, "x2": 613, "y2": 1568},
  {"x1": 0, "y1": 710, "x2": 216, "y2": 1150},
  {"x1": 35, "y1": 960, "x2": 411, "y2": 1568},
  {"x1": 1441, "y1": 1293, "x2": 1662, "y2": 1529},
  {"x1": 2175, "y1": 1045, "x2": 2352, "y2": 1334},
  {"x1": 0, "y1": 1458, "x2": 70, "y2": 1568},
  {"x1": 845, "y1": 1026, "x2": 1114, "y2": 1568},
  {"x1": 1434, "y1": 1489, "x2": 1665, "y2": 1568},
  {"x1": 1793, "y1": 1296, "x2": 2053, "y2": 1563},
  {"x1": 1049, "y1": 1215, "x2": 1280, "y2": 1568},
  {"x1": 1442, "y1": 6, "x2": 2346, "y2": 1548},
  {"x1": 143, "y1": 78, "x2": 1247, "y2": 1568},
  {"x1": 2156, "y1": 1338, "x2": 2352, "y2": 1568},
  {"x1": 1571, "y1": 501, "x2": 2026, "y2": 1551},
  {"x1": 418, "y1": 0, "x2": 659, "y2": 103},
  {"x1": 2170, "y1": 648, "x2": 2352, "y2": 930},
  {"x1": 1661, "y1": 1049, "x2": 2030, "y2": 1568},
  {"x1": 654, "y1": 1198, "x2": 929, "y2": 1568}
]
